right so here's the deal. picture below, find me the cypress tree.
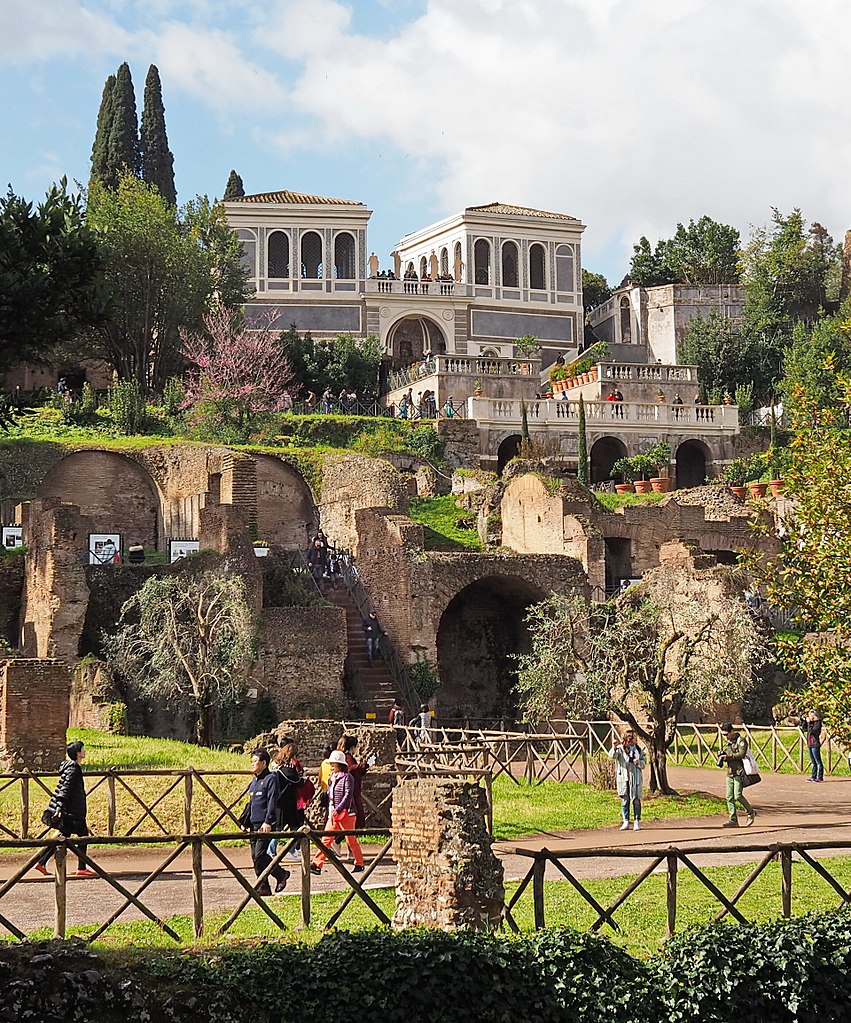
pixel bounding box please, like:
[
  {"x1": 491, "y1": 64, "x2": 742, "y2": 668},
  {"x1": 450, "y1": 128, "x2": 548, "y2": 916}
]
[
  {"x1": 140, "y1": 65, "x2": 176, "y2": 205},
  {"x1": 520, "y1": 399, "x2": 530, "y2": 452},
  {"x1": 90, "y1": 74, "x2": 116, "y2": 187},
  {"x1": 107, "y1": 62, "x2": 140, "y2": 186},
  {"x1": 577, "y1": 394, "x2": 589, "y2": 486},
  {"x1": 223, "y1": 170, "x2": 245, "y2": 200}
]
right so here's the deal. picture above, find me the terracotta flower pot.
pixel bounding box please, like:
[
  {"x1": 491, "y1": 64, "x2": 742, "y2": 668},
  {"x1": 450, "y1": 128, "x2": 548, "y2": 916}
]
[
  {"x1": 749, "y1": 482, "x2": 768, "y2": 498},
  {"x1": 769, "y1": 479, "x2": 785, "y2": 497},
  {"x1": 730, "y1": 485, "x2": 747, "y2": 500},
  {"x1": 634, "y1": 480, "x2": 652, "y2": 494},
  {"x1": 590, "y1": 366, "x2": 599, "y2": 381},
  {"x1": 650, "y1": 477, "x2": 670, "y2": 493},
  {"x1": 615, "y1": 483, "x2": 635, "y2": 495}
]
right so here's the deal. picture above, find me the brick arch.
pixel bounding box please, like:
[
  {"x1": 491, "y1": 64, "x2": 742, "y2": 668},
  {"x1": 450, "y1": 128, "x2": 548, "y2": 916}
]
[
  {"x1": 37, "y1": 450, "x2": 162, "y2": 549},
  {"x1": 254, "y1": 455, "x2": 317, "y2": 550},
  {"x1": 436, "y1": 572, "x2": 549, "y2": 721},
  {"x1": 674, "y1": 438, "x2": 714, "y2": 489}
]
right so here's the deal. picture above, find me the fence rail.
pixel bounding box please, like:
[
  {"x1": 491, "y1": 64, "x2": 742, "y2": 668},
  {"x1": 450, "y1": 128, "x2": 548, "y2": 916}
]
[
  {"x1": 0, "y1": 828, "x2": 393, "y2": 942},
  {"x1": 505, "y1": 840, "x2": 851, "y2": 939}
]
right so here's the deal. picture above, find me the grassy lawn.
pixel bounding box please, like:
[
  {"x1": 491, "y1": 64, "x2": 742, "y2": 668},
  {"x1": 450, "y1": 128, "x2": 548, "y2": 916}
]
[
  {"x1": 408, "y1": 495, "x2": 482, "y2": 551},
  {"x1": 594, "y1": 491, "x2": 667, "y2": 511},
  {"x1": 491, "y1": 775, "x2": 722, "y2": 840},
  {"x1": 669, "y1": 727, "x2": 850, "y2": 776},
  {"x1": 14, "y1": 857, "x2": 851, "y2": 958}
]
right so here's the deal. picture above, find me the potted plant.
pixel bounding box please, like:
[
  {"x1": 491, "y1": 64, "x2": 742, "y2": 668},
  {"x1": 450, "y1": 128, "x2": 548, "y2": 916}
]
[
  {"x1": 514, "y1": 334, "x2": 541, "y2": 364},
  {"x1": 630, "y1": 452, "x2": 656, "y2": 494},
  {"x1": 473, "y1": 379, "x2": 483, "y2": 397},
  {"x1": 723, "y1": 458, "x2": 750, "y2": 500},
  {"x1": 648, "y1": 440, "x2": 672, "y2": 493},
  {"x1": 611, "y1": 456, "x2": 635, "y2": 494},
  {"x1": 253, "y1": 539, "x2": 270, "y2": 557}
]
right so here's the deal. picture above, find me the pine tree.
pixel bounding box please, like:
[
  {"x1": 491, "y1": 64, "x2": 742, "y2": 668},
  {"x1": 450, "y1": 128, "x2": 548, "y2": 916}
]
[
  {"x1": 140, "y1": 65, "x2": 176, "y2": 206},
  {"x1": 223, "y1": 170, "x2": 245, "y2": 200},
  {"x1": 90, "y1": 74, "x2": 116, "y2": 187},
  {"x1": 107, "y1": 62, "x2": 140, "y2": 186},
  {"x1": 577, "y1": 394, "x2": 589, "y2": 486}
]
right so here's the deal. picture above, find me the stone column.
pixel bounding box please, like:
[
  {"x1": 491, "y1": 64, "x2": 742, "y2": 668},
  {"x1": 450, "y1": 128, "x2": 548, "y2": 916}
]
[{"x1": 392, "y1": 775, "x2": 504, "y2": 931}]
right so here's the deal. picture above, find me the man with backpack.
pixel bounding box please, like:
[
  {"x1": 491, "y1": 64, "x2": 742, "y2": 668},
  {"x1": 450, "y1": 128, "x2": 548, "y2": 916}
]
[
  {"x1": 388, "y1": 699, "x2": 407, "y2": 748},
  {"x1": 718, "y1": 723, "x2": 756, "y2": 828}
]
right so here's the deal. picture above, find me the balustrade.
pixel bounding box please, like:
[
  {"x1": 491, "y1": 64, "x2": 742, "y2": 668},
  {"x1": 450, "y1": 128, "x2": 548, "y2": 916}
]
[{"x1": 467, "y1": 397, "x2": 736, "y2": 430}]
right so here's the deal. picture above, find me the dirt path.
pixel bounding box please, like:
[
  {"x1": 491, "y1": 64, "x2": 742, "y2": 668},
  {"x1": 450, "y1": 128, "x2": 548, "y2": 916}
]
[{"x1": 2, "y1": 766, "x2": 846, "y2": 935}]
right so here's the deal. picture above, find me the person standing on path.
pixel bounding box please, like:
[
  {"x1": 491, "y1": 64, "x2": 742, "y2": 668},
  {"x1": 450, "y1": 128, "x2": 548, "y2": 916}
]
[
  {"x1": 245, "y1": 749, "x2": 290, "y2": 895},
  {"x1": 609, "y1": 729, "x2": 646, "y2": 831},
  {"x1": 803, "y1": 710, "x2": 825, "y2": 782},
  {"x1": 35, "y1": 740, "x2": 96, "y2": 877},
  {"x1": 310, "y1": 751, "x2": 364, "y2": 875},
  {"x1": 718, "y1": 723, "x2": 756, "y2": 828}
]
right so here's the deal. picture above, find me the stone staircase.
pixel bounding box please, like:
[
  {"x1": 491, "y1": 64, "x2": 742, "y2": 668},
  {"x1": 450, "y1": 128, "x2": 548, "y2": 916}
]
[{"x1": 325, "y1": 586, "x2": 397, "y2": 718}]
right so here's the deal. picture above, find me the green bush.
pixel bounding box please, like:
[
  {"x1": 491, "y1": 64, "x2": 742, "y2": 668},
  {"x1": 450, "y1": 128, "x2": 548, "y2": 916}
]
[{"x1": 108, "y1": 379, "x2": 146, "y2": 435}]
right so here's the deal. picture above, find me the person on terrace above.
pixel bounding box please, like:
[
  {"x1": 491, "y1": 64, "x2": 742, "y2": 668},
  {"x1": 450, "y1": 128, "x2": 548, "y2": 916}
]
[{"x1": 673, "y1": 394, "x2": 683, "y2": 405}]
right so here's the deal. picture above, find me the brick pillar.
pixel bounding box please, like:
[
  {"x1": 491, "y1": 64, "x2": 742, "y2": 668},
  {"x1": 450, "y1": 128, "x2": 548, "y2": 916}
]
[
  {"x1": 392, "y1": 775, "x2": 504, "y2": 931},
  {"x1": 221, "y1": 453, "x2": 258, "y2": 535},
  {"x1": 0, "y1": 658, "x2": 70, "y2": 770}
]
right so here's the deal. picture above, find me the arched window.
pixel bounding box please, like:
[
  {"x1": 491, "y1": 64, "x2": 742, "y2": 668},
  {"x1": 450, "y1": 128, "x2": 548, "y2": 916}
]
[
  {"x1": 406, "y1": 261, "x2": 415, "y2": 276},
  {"x1": 334, "y1": 233, "x2": 356, "y2": 279},
  {"x1": 453, "y1": 242, "x2": 463, "y2": 281},
  {"x1": 267, "y1": 231, "x2": 290, "y2": 278},
  {"x1": 620, "y1": 297, "x2": 632, "y2": 342},
  {"x1": 555, "y1": 244, "x2": 575, "y2": 293},
  {"x1": 237, "y1": 229, "x2": 257, "y2": 280},
  {"x1": 501, "y1": 241, "x2": 519, "y2": 288},
  {"x1": 440, "y1": 247, "x2": 449, "y2": 277},
  {"x1": 420, "y1": 256, "x2": 428, "y2": 278},
  {"x1": 474, "y1": 239, "x2": 491, "y2": 285},
  {"x1": 529, "y1": 243, "x2": 546, "y2": 290},
  {"x1": 300, "y1": 231, "x2": 323, "y2": 279}
]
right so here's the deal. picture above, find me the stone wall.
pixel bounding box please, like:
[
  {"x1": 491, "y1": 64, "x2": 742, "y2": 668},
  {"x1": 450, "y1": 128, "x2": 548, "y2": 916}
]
[
  {"x1": 0, "y1": 556, "x2": 23, "y2": 648},
  {"x1": 392, "y1": 775, "x2": 504, "y2": 931},
  {"x1": 0, "y1": 658, "x2": 70, "y2": 770},
  {"x1": 319, "y1": 454, "x2": 410, "y2": 551},
  {"x1": 253, "y1": 606, "x2": 347, "y2": 719},
  {"x1": 436, "y1": 419, "x2": 481, "y2": 469}
]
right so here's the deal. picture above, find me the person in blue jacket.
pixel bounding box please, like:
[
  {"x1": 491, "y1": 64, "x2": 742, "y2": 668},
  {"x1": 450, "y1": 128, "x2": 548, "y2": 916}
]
[{"x1": 246, "y1": 748, "x2": 289, "y2": 895}]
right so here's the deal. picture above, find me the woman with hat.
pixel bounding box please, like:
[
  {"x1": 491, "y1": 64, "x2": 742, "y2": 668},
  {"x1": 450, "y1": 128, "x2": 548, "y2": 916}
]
[{"x1": 310, "y1": 750, "x2": 364, "y2": 875}]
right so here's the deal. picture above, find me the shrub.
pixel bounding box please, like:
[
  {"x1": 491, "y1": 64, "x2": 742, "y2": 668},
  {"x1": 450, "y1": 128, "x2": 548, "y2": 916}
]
[
  {"x1": 162, "y1": 376, "x2": 185, "y2": 417},
  {"x1": 108, "y1": 379, "x2": 146, "y2": 435},
  {"x1": 408, "y1": 658, "x2": 441, "y2": 701}
]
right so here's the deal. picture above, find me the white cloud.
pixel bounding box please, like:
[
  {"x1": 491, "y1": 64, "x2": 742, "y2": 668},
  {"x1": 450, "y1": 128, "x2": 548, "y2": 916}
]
[
  {"x1": 0, "y1": 1, "x2": 129, "y2": 64},
  {"x1": 254, "y1": 0, "x2": 851, "y2": 270}
]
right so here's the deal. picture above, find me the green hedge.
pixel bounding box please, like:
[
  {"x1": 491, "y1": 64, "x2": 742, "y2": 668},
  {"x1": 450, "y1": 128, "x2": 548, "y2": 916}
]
[{"x1": 3, "y1": 913, "x2": 851, "y2": 1023}]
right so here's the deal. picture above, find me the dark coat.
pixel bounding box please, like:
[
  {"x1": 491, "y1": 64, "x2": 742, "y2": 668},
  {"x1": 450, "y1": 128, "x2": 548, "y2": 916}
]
[
  {"x1": 275, "y1": 761, "x2": 305, "y2": 829},
  {"x1": 48, "y1": 759, "x2": 87, "y2": 821},
  {"x1": 248, "y1": 768, "x2": 279, "y2": 826}
]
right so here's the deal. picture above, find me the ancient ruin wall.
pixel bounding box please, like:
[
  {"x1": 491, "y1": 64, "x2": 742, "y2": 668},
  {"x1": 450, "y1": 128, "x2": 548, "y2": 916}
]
[
  {"x1": 320, "y1": 454, "x2": 410, "y2": 552},
  {"x1": 392, "y1": 775, "x2": 504, "y2": 931},
  {"x1": 0, "y1": 658, "x2": 70, "y2": 770}
]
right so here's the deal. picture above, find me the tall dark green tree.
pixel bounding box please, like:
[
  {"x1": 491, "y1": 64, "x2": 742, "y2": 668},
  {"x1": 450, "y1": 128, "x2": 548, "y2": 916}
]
[
  {"x1": 0, "y1": 181, "x2": 105, "y2": 370},
  {"x1": 107, "y1": 62, "x2": 140, "y2": 186},
  {"x1": 577, "y1": 394, "x2": 588, "y2": 486},
  {"x1": 140, "y1": 65, "x2": 176, "y2": 206},
  {"x1": 90, "y1": 74, "x2": 116, "y2": 188},
  {"x1": 223, "y1": 170, "x2": 245, "y2": 200},
  {"x1": 628, "y1": 217, "x2": 741, "y2": 287}
]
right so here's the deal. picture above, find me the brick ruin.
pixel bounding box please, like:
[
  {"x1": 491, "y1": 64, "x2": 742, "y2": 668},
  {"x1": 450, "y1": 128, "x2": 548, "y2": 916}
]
[
  {"x1": 0, "y1": 659, "x2": 70, "y2": 770},
  {"x1": 392, "y1": 775, "x2": 504, "y2": 931}
]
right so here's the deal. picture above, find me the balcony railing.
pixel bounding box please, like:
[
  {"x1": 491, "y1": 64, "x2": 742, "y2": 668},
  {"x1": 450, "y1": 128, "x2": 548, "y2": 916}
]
[
  {"x1": 600, "y1": 363, "x2": 698, "y2": 384},
  {"x1": 467, "y1": 397, "x2": 739, "y2": 431},
  {"x1": 364, "y1": 277, "x2": 466, "y2": 297},
  {"x1": 385, "y1": 355, "x2": 539, "y2": 394}
]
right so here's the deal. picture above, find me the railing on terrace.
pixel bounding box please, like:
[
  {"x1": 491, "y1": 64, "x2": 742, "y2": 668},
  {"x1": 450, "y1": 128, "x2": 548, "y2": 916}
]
[
  {"x1": 467, "y1": 397, "x2": 738, "y2": 430},
  {"x1": 385, "y1": 354, "x2": 539, "y2": 394},
  {"x1": 600, "y1": 363, "x2": 698, "y2": 384},
  {"x1": 364, "y1": 277, "x2": 466, "y2": 297},
  {"x1": 289, "y1": 397, "x2": 466, "y2": 420},
  {"x1": 505, "y1": 841, "x2": 851, "y2": 939}
]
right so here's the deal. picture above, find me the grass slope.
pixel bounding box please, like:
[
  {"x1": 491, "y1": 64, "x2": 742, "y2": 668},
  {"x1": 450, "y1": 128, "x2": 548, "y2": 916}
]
[{"x1": 408, "y1": 495, "x2": 483, "y2": 551}]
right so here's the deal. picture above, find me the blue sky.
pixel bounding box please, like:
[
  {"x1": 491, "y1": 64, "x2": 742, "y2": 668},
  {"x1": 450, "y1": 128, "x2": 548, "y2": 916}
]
[{"x1": 2, "y1": 0, "x2": 849, "y2": 284}]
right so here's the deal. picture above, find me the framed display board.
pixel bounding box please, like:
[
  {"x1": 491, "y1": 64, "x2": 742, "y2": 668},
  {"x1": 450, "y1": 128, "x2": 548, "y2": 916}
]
[
  {"x1": 169, "y1": 539, "x2": 200, "y2": 563},
  {"x1": 88, "y1": 533, "x2": 121, "y2": 565},
  {"x1": 1, "y1": 526, "x2": 23, "y2": 549}
]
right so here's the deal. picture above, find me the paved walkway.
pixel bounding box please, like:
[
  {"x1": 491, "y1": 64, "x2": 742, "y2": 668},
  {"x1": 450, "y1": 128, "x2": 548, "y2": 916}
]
[{"x1": 1, "y1": 766, "x2": 847, "y2": 934}]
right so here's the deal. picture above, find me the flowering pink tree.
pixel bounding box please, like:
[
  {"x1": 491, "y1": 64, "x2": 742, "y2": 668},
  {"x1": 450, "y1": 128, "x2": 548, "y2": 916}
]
[{"x1": 180, "y1": 307, "x2": 294, "y2": 442}]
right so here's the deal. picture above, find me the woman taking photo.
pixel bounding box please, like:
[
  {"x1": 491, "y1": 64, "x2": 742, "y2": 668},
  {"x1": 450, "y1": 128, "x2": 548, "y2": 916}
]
[{"x1": 609, "y1": 729, "x2": 647, "y2": 831}]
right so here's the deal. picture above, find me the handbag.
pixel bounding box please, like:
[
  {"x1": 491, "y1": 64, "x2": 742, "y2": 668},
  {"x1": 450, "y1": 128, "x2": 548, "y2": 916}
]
[
  {"x1": 295, "y1": 777, "x2": 316, "y2": 811},
  {"x1": 742, "y1": 751, "x2": 761, "y2": 786},
  {"x1": 41, "y1": 808, "x2": 64, "y2": 829}
]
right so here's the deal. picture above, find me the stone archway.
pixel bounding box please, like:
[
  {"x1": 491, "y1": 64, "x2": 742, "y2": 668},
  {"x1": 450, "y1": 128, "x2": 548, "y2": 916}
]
[
  {"x1": 590, "y1": 436, "x2": 627, "y2": 484},
  {"x1": 436, "y1": 575, "x2": 546, "y2": 721},
  {"x1": 386, "y1": 315, "x2": 446, "y2": 371},
  {"x1": 254, "y1": 455, "x2": 317, "y2": 550},
  {"x1": 676, "y1": 440, "x2": 711, "y2": 489},
  {"x1": 37, "y1": 450, "x2": 161, "y2": 548},
  {"x1": 496, "y1": 434, "x2": 522, "y2": 475}
]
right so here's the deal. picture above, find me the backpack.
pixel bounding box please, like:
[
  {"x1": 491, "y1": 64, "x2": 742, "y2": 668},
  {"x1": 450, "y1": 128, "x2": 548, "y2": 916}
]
[{"x1": 295, "y1": 777, "x2": 316, "y2": 811}]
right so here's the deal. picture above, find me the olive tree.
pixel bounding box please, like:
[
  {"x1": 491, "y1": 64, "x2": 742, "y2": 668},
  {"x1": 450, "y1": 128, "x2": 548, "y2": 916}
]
[
  {"x1": 515, "y1": 576, "x2": 766, "y2": 793},
  {"x1": 105, "y1": 569, "x2": 255, "y2": 745}
]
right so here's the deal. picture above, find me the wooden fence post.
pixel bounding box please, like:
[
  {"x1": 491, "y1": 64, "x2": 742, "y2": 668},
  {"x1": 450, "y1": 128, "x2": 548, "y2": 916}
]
[
  {"x1": 525, "y1": 742, "x2": 534, "y2": 784},
  {"x1": 184, "y1": 772, "x2": 193, "y2": 834},
  {"x1": 581, "y1": 746, "x2": 588, "y2": 784},
  {"x1": 107, "y1": 773, "x2": 116, "y2": 837},
  {"x1": 665, "y1": 853, "x2": 678, "y2": 938},
  {"x1": 484, "y1": 772, "x2": 493, "y2": 835},
  {"x1": 54, "y1": 843, "x2": 67, "y2": 939},
  {"x1": 192, "y1": 837, "x2": 204, "y2": 938},
  {"x1": 300, "y1": 829, "x2": 311, "y2": 927},
  {"x1": 780, "y1": 847, "x2": 792, "y2": 918},
  {"x1": 20, "y1": 774, "x2": 29, "y2": 839},
  {"x1": 532, "y1": 854, "x2": 546, "y2": 929}
]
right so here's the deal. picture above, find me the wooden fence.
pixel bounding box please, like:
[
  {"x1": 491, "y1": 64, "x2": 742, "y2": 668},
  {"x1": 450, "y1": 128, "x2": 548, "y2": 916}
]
[
  {"x1": 504, "y1": 841, "x2": 851, "y2": 939},
  {"x1": 0, "y1": 828, "x2": 393, "y2": 943}
]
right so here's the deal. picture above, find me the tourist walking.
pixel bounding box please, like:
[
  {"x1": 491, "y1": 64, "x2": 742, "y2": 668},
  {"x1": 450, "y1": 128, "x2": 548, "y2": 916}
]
[
  {"x1": 310, "y1": 751, "x2": 364, "y2": 874},
  {"x1": 337, "y1": 734, "x2": 370, "y2": 828},
  {"x1": 35, "y1": 740, "x2": 96, "y2": 877},
  {"x1": 718, "y1": 723, "x2": 756, "y2": 827},
  {"x1": 388, "y1": 699, "x2": 407, "y2": 747},
  {"x1": 803, "y1": 710, "x2": 824, "y2": 782},
  {"x1": 411, "y1": 703, "x2": 432, "y2": 744},
  {"x1": 244, "y1": 749, "x2": 290, "y2": 895},
  {"x1": 609, "y1": 729, "x2": 646, "y2": 831},
  {"x1": 274, "y1": 739, "x2": 310, "y2": 861},
  {"x1": 362, "y1": 609, "x2": 384, "y2": 664}
]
